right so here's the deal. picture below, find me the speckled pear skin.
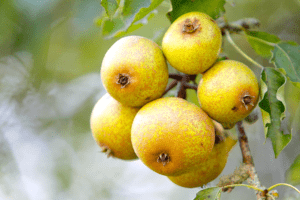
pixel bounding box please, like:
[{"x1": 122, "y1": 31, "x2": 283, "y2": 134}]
[
  {"x1": 197, "y1": 60, "x2": 259, "y2": 127},
  {"x1": 90, "y1": 93, "x2": 139, "y2": 160},
  {"x1": 131, "y1": 97, "x2": 215, "y2": 176},
  {"x1": 101, "y1": 36, "x2": 169, "y2": 107},
  {"x1": 168, "y1": 135, "x2": 237, "y2": 188},
  {"x1": 162, "y1": 12, "x2": 222, "y2": 75}
]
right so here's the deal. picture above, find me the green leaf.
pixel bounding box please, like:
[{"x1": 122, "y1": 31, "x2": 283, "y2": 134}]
[
  {"x1": 112, "y1": 10, "x2": 157, "y2": 38},
  {"x1": 286, "y1": 154, "x2": 300, "y2": 185},
  {"x1": 194, "y1": 187, "x2": 222, "y2": 200},
  {"x1": 102, "y1": 0, "x2": 164, "y2": 38},
  {"x1": 291, "y1": 102, "x2": 300, "y2": 137},
  {"x1": 128, "y1": 0, "x2": 162, "y2": 23},
  {"x1": 101, "y1": 0, "x2": 120, "y2": 19},
  {"x1": 186, "y1": 89, "x2": 200, "y2": 107},
  {"x1": 259, "y1": 67, "x2": 291, "y2": 158},
  {"x1": 245, "y1": 31, "x2": 280, "y2": 58},
  {"x1": 167, "y1": 0, "x2": 225, "y2": 22},
  {"x1": 271, "y1": 42, "x2": 300, "y2": 88}
]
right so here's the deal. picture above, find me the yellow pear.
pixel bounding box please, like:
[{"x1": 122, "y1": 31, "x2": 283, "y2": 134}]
[
  {"x1": 90, "y1": 93, "x2": 139, "y2": 160},
  {"x1": 168, "y1": 134, "x2": 237, "y2": 188},
  {"x1": 131, "y1": 97, "x2": 215, "y2": 176},
  {"x1": 197, "y1": 60, "x2": 259, "y2": 129},
  {"x1": 162, "y1": 12, "x2": 222, "y2": 75},
  {"x1": 101, "y1": 36, "x2": 169, "y2": 107}
]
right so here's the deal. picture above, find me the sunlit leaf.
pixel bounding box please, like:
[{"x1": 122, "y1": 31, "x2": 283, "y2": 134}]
[
  {"x1": 129, "y1": 0, "x2": 162, "y2": 22},
  {"x1": 101, "y1": 0, "x2": 120, "y2": 19},
  {"x1": 286, "y1": 154, "x2": 300, "y2": 186},
  {"x1": 113, "y1": 10, "x2": 157, "y2": 38},
  {"x1": 167, "y1": 0, "x2": 225, "y2": 22},
  {"x1": 194, "y1": 187, "x2": 222, "y2": 200},
  {"x1": 259, "y1": 67, "x2": 291, "y2": 158},
  {"x1": 271, "y1": 42, "x2": 300, "y2": 88},
  {"x1": 245, "y1": 31, "x2": 280, "y2": 58},
  {"x1": 102, "y1": 0, "x2": 164, "y2": 38}
]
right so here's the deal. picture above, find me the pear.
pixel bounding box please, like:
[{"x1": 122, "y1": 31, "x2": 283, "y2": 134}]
[
  {"x1": 168, "y1": 133, "x2": 237, "y2": 188},
  {"x1": 131, "y1": 97, "x2": 215, "y2": 176},
  {"x1": 90, "y1": 93, "x2": 139, "y2": 160},
  {"x1": 197, "y1": 60, "x2": 259, "y2": 129},
  {"x1": 101, "y1": 36, "x2": 169, "y2": 107},
  {"x1": 162, "y1": 12, "x2": 222, "y2": 75}
]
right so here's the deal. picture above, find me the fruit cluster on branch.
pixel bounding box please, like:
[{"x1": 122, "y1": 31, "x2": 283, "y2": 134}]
[{"x1": 90, "y1": 11, "x2": 260, "y2": 189}]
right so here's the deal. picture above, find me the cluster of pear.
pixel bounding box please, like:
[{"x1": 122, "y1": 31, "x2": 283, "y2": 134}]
[{"x1": 90, "y1": 12, "x2": 259, "y2": 188}]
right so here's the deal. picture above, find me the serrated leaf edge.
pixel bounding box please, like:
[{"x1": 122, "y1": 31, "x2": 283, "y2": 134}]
[{"x1": 271, "y1": 42, "x2": 300, "y2": 83}]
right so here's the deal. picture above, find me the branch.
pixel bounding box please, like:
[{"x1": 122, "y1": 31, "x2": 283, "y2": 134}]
[
  {"x1": 217, "y1": 163, "x2": 251, "y2": 192},
  {"x1": 176, "y1": 75, "x2": 188, "y2": 99},
  {"x1": 169, "y1": 73, "x2": 183, "y2": 81},
  {"x1": 162, "y1": 80, "x2": 178, "y2": 97},
  {"x1": 237, "y1": 121, "x2": 265, "y2": 199},
  {"x1": 218, "y1": 17, "x2": 260, "y2": 36},
  {"x1": 218, "y1": 121, "x2": 271, "y2": 199},
  {"x1": 182, "y1": 82, "x2": 198, "y2": 91},
  {"x1": 164, "y1": 74, "x2": 198, "y2": 98},
  {"x1": 237, "y1": 121, "x2": 253, "y2": 165}
]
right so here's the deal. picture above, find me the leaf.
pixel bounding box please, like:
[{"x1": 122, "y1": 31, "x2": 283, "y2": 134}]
[
  {"x1": 245, "y1": 31, "x2": 280, "y2": 58},
  {"x1": 186, "y1": 89, "x2": 200, "y2": 107},
  {"x1": 101, "y1": 0, "x2": 120, "y2": 19},
  {"x1": 167, "y1": 0, "x2": 225, "y2": 22},
  {"x1": 102, "y1": 0, "x2": 164, "y2": 38},
  {"x1": 271, "y1": 42, "x2": 300, "y2": 88},
  {"x1": 112, "y1": 10, "x2": 157, "y2": 38},
  {"x1": 259, "y1": 67, "x2": 291, "y2": 158},
  {"x1": 291, "y1": 101, "x2": 300, "y2": 137},
  {"x1": 194, "y1": 187, "x2": 222, "y2": 200},
  {"x1": 286, "y1": 154, "x2": 300, "y2": 186},
  {"x1": 128, "y1": 0, "x2": 162, "y2": 23}
]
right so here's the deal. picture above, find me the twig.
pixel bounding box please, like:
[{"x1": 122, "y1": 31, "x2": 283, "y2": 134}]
[
  {"x1": 237, "y1": 121, "x2": 253, "y2": 165},
  {"x1": 218, "y1": 17, "x2": 260, "y2": 36},
  {"x1": 177, "y1": 75, "x2": 188, "y2": 99},
  {"x1": 182, "y1": 82, "x2": 198, "y2": 91},
  {"x1": 217, "y1": 163, "x2": 251, "y2": 191},
  {"x1": 236, "y1": 121, "x2": 265, "y2": 199},
  {"x1": 268, "y1": 183, "x2": 300, "y2": 194},
  {"x1": 164, "y1": 74, "x2": 198, "y2": 97},
  {"x1": 162, "y1": 80, "x2": 178, "y2": 97},
  {"x1": 218, "y1": 121, "x2": 267, "y2": 199},
  {"x1": 169, "y1": 73, "x2": 183, "y2": 81}
]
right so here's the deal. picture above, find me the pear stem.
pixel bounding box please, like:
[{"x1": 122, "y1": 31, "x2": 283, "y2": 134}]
[
  {"x1": 177, "y1": 75, "x2": 188, "y2": 99},
  {"x1": 165, "y1": 74, "x2": 198, "y2": 98},
  {"x1": 162, "y1": 80, "x2": 178, "y2": 97},
  {"x1": 182, "y1": 82, "x2": 198, "y2": 90},
  {"x1": 225, "y1": 30, "x2": 264, "y2": 70}
]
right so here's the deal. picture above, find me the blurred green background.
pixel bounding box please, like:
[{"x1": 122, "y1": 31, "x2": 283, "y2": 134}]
[{"x1": 0, "y1": 0, "x2": 300, "y2": 199}]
